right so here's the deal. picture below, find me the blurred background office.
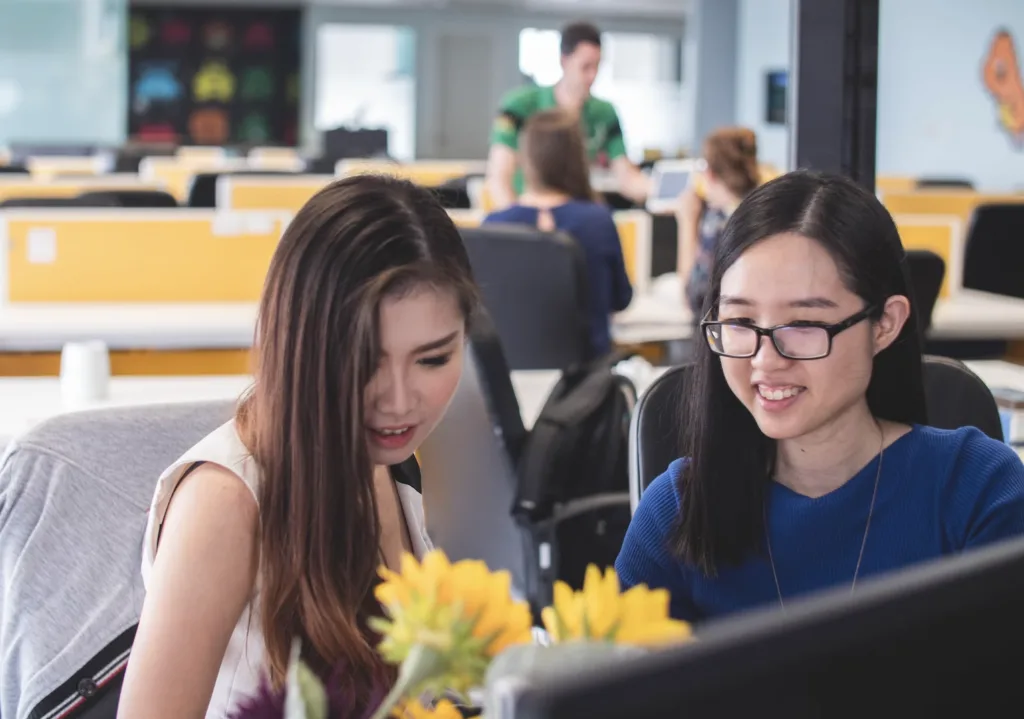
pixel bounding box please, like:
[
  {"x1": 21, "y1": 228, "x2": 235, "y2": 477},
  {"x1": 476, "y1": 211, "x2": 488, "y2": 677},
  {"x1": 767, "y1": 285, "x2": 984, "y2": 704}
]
[{"x1": 5, "y1": 0, "x2": 1024, "y2": 715}]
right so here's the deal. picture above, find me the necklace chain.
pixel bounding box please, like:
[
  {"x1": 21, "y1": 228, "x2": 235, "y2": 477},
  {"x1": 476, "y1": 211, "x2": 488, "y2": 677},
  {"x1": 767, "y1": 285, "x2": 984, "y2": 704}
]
[{"x1": 764, "y1": 424, "x2": 885, "y2": 609}]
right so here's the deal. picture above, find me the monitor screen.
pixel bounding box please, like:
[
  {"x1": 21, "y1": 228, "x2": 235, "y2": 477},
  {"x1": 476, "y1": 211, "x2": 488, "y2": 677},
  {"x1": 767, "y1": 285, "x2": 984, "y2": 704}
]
[{"x1": 507, "y1": 536, "x2": 1024, "y2": 718}]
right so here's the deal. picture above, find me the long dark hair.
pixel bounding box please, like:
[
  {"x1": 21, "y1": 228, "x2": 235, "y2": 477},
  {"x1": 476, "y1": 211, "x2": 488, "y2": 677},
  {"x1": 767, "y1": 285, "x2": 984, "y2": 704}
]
[
  {"x1": 672, "y1": 170, "x2": 927, "y2": 575},
  {"x1": 236, "y1": 175, "x2": 478, "y2": 698},
  {"x1": 520, "y1": 109, "x2": 596, "y2": 202}
]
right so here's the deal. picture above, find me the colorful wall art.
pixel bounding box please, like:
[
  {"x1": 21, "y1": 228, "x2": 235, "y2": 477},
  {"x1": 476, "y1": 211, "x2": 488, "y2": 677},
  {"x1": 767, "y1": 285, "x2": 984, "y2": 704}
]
[
  {"x1": 983, "y1": 28, "x2": 1024, "y2": 148},
  {"x1": 128, "y1": 7, "x2": 301, "y2": 146}
]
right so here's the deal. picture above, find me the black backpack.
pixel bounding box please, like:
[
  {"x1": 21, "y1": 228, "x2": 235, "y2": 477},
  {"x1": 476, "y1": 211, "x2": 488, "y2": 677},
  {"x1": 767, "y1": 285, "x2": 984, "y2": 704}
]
[{"x1": 513, "y1": 352, "x2": 637, "y2": 612}]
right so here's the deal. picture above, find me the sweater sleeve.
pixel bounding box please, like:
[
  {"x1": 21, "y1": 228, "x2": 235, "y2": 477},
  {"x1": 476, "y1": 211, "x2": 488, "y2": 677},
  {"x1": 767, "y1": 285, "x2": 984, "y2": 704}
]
[
  {"x1": 945, "y1": 429, "x2": 1024, "y2": 549},
  {"x1": 615, "y1": 460, "x2": 698, "y2": 620}
]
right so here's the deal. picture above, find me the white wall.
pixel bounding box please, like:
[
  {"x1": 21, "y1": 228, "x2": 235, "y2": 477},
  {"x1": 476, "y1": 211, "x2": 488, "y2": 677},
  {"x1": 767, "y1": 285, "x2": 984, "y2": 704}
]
[
  {"x1": 734, "y1": 0, "x2": 790, "y2": 170},
  {"x1": 877, "y1": 0, "x2": 1024, "y2": 190}
]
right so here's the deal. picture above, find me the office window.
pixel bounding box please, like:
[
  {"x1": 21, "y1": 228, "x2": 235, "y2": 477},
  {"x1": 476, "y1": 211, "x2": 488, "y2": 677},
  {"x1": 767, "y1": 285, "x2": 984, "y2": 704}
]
[
  {"x1": 518, "y1": 29, "x2": 685, "y2": 160},
  {"x1": 315, "y1": 24, "x2": 416, "y2": 160}
]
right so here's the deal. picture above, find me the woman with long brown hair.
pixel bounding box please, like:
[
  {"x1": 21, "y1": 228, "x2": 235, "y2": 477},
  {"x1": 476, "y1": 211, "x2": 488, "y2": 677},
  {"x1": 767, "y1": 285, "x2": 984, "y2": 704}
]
[
  {"x1": 119, "y1": 175, "x2": 479, "y2": 718},
  {"x1": 484, "y1": 108, "x2": 633, "y2": 358}
]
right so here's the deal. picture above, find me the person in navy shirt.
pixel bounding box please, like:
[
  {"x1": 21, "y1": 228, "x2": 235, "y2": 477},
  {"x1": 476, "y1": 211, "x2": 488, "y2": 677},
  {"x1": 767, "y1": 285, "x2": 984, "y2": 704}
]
[
  {"x1": 484, "y1": 108, "x2": 633, "y2": 357},
  {"x1": 616, "y1": 170, "x2": 1024, "y2": 622}
]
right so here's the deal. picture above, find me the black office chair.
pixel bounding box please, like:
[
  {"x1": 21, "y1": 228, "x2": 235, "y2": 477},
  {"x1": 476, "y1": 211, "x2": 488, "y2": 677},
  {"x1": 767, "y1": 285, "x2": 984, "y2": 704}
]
[
  {"x1": 431, "y1": 176, "x2": 473, "y2": 209},
  {"x1": 76, "y1": 190, "x2": 178, "y2": 208},
  {"x1": 915, "y1": 177, "x2": 975, "y2": 190},
  {"x1": 905, "y1": 250, "x2": 945, "y2": 335},
  {"x1": 186, "y1": 170, "x2": 298, "y2": 208},
  {"x1": 628, "y1": 356, "x2": 1005, "y2": 507},
  {"x1": 460, "y1": 225, "x2": 592, "y2": 370},
  {"x1": 962, "y1": 203, "x2": 1024, "y2": 301}
]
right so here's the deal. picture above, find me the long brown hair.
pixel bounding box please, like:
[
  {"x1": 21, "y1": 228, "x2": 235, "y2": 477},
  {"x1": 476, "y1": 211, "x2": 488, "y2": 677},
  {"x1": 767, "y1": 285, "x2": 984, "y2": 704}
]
[
  {"x1": 520, "y1": 109, "x2": 596, "y2": 201},
  {"x1": 704, "y1": 126, "x2": 760, "y2": 198},
  {"x1": 237, "y1": 174, "x2": 478, "y2": 693}
]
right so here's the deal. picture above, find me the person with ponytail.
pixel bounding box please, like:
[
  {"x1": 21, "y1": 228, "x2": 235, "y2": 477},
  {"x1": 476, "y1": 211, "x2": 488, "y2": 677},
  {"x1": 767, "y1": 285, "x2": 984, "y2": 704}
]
[
  {"x1": 119, "y1": 175, "x2": 479, "y2": 718},
  {"x1": 677, "y1": 127, "x2": 761, "y2": 315}
]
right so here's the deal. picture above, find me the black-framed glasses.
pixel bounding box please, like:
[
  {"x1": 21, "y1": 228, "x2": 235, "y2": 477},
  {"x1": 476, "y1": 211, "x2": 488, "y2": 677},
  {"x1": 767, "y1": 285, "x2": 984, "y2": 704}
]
[{"x1": 701, "y1": 305, "x2": 877, "y2": 360}]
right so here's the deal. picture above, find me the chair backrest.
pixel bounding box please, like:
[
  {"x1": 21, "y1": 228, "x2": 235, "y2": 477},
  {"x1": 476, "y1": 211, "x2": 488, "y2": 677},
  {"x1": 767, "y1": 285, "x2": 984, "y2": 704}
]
[
  {"x1": 922, "y1": 355, "x2": 1004, "y2": 441},
  {"x1": 905, "y1": 249, "x2": 945, "y2": 334},
  {"x1": 628, "y1": 356, "x2": 1003, "y2": 509},
  {"x1": 418, "y1": 309, "x2": 530, "y2": 593},
  {"x1": 962, "y1": 203, "x2": 1024, "y2": 300},
  {"x1": 460, "y1": 225, "x2": 591, "y2": 370},
  {"x1": 76, "y1": 189, "x2": 179, "y2": 208},
  {"x1": 0, "y1": 400, "x2": 235, "y2": 719}
]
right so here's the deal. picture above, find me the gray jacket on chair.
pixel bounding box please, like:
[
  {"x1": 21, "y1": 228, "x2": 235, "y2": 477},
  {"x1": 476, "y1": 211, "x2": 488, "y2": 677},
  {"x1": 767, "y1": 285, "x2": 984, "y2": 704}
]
[{"x1": 0, "y1": 401, "x2": 235, "y2": 719}]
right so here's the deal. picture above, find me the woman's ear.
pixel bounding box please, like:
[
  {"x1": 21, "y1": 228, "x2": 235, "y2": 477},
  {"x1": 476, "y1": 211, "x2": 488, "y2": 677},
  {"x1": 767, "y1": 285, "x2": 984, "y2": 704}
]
[{"x1": 873, "y1": 295, "x2": 911, "y2": 354}]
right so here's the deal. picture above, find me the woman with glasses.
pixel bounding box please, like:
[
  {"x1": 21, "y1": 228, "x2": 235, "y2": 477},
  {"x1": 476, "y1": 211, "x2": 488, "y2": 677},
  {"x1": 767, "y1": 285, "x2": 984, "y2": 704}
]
[{"x1": 616, "y1": 170, "x2": 1024, "y2": 621}]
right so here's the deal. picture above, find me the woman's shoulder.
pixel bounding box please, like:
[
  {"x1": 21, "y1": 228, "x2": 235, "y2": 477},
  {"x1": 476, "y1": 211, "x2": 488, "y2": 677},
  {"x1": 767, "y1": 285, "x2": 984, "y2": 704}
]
[
  {"x1": 907, "y1": 424, "x2": 1019, "y2": 466},
  {"x1": 484, "y1": 205, "x2": 534, "y2": 224},
  {"x1": 142, "y1": 421, "x2": 261, "y2": 579},
  {"x1": 901, "y1": 424, "x2": 1023, "y2": 490},
  {"x1": 635, "y1": 458, "x2": 687, "y2": 524}
]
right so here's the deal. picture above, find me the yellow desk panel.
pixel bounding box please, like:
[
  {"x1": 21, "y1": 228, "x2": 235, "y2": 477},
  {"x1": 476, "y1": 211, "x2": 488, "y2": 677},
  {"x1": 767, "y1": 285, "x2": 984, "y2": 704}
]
[
  {"x1": 218, "y1": 175, "x2": 333, "y2": 211},
  {"x1": 0, "y1": 348, "x2": 251, "y2": 377},
  {"x1": 337, "y1": 160, "x2": 485, "y2": 188},
  {"x1": 883, "y1": 191, "x2": 1024, "y2": 226},
  {"x1": 614, "y1": 210, "x2": 653, "y2": 294},
  {"x1": 1, "y1": 210, "x2": 288, "y2": 302},
  {"x1": 0, "y1": 177, "x2": 161, "y2": 203},
  {"x1": 892, "y1": 214, "x2": 962, "y2": 298},
  {"x1": 876, "y1": 175, "x2": 918, "y2": 195}
]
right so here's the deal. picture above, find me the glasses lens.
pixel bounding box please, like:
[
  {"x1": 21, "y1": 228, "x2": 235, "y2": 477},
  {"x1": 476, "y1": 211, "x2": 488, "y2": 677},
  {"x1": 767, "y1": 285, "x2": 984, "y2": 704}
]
[
  {"x1": 774, "y1": 326, "x2": 830, "y2": 358},
  {"x1": 706, "y1": 323, "x2": 758, "y2": 356}
]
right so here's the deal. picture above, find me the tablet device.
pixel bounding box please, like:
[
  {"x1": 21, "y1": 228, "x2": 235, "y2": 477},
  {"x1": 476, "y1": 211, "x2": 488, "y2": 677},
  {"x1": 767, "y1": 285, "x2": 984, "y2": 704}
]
[{"x1": 646, "y1": 159, "x2": 703, "y2": 214}]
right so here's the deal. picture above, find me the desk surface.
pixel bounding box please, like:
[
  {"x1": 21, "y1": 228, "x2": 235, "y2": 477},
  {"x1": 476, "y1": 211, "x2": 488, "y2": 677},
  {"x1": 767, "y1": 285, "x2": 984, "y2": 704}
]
[{"x1": 1, "y1": 288, "x2": 1024, "y2": 352}]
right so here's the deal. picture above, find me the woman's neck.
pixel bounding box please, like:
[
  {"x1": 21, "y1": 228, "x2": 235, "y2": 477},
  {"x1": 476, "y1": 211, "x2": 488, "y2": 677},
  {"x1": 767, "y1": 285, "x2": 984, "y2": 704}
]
[
  {"x1": 518, "y1": 189, "x2": 573, "y2": 208},
  {"x1": 774, "y1": 401, "x2": 892, "y2": 498}
]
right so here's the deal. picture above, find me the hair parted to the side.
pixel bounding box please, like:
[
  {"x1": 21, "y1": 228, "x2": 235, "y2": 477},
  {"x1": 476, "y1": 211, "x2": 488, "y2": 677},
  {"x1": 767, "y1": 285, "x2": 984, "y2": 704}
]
[
  {"x1": 235, "y1": 174, "x2": 478, "y2": 706},
  {"x1": 672, "y1": 170, "x2": 927, "y2": 576},
  {"x1": 704, "y1": 126, "x2": 760, "y2": 198},
  {"x1": 520, "y1": 109, "x2": 596, "y2": 202}
]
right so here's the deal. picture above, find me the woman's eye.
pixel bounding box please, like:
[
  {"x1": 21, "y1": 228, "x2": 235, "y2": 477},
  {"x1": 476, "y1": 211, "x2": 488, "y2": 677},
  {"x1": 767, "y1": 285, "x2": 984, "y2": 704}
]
[{"x1": 418, "y1": 353, "x2": 452, "y2": 368}]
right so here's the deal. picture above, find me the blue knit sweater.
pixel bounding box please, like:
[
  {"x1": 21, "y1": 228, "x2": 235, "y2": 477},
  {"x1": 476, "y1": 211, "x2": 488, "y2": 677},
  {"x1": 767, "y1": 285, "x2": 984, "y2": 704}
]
[{"x1": 615, "y1": 425, "x2": 1024, "y2": 621}]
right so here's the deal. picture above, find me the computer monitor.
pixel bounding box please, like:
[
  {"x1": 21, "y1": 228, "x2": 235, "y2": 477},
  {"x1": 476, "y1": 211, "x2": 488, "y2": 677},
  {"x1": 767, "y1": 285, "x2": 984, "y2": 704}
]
[
  {"x1": 505, "y1": 535, "x2": 1024, "y2": 717},
  {"x1": 645, "y1": 159, "x2": 702, "y2": 214}
]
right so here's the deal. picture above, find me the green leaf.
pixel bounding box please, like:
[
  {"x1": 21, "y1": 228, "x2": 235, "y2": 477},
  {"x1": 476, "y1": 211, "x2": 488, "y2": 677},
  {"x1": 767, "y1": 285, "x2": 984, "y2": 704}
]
[{"x1": 284, "y1": 639, "x2": 328, "y2": 719}]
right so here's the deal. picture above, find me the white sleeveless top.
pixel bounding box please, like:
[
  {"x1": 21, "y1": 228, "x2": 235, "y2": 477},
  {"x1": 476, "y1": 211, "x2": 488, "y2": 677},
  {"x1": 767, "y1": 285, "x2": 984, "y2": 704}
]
[{"x1": 141, "y1": 421, "x2": 434, "y2": 719}]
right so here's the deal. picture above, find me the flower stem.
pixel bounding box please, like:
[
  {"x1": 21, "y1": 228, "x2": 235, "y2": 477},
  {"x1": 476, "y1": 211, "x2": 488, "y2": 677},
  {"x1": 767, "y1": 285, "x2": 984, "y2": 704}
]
[{"x1": 370, "y1": 644, "x2": 445, "y2": 719}]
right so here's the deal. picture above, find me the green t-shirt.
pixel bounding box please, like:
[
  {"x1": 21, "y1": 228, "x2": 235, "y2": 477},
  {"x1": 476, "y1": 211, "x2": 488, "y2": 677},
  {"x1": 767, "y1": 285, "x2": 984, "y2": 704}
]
[{"x1": 491, "y1": 84, "x2": 628, "y2": 194}]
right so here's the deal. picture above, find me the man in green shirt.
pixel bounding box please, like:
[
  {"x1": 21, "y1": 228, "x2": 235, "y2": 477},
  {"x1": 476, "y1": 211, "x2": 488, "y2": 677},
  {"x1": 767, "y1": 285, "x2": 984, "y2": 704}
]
[{"x1": 485, "y1": 22, "x2": 651, "y2": 210}]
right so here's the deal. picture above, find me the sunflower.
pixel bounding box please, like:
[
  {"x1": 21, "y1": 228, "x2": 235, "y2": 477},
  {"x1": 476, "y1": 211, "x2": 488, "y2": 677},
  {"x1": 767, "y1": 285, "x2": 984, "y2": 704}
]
[
  {"x1": 541, "y1": 565, "x2": 693, "y2": 646},
  {"x1": 368, "y1": 550, "x2": 533, "y2": 719},
  {"x1": 391, "y1": 699, "x2": 462, "y2": 719}
]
